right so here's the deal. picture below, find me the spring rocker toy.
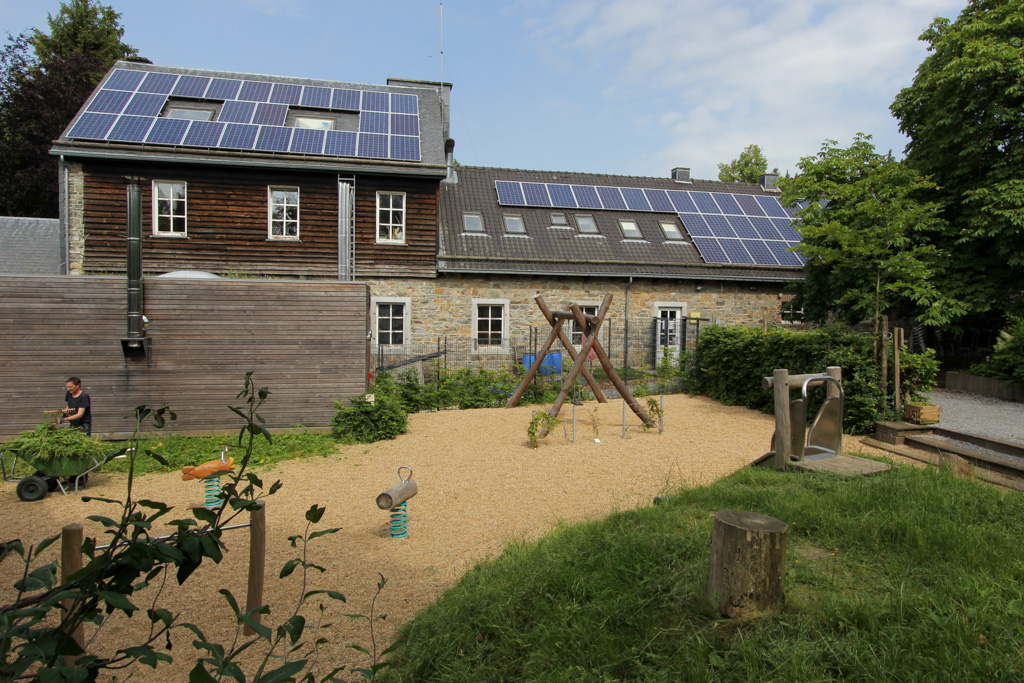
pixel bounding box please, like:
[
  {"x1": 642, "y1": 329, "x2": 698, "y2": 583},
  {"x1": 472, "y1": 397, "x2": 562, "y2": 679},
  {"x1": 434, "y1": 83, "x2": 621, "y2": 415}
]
[
  {"x1": 182, "y1": 446, "x2": 235, "y2": 509},
  {"x1": 376, "y1": 466, "x2": 417, "y2": 538}
]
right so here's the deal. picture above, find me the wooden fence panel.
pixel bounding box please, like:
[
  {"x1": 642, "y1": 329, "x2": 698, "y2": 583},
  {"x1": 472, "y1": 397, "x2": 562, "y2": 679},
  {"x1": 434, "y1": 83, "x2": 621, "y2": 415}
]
[{"x1": 0, "y1": 276, "x2": 369, "y2": 440}]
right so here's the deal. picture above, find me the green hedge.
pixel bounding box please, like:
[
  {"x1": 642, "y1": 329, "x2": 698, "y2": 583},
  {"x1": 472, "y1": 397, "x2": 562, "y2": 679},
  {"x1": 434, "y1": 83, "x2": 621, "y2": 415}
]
[{"x1": 684, "y1": 325, "x2": 939, "y2": 434}]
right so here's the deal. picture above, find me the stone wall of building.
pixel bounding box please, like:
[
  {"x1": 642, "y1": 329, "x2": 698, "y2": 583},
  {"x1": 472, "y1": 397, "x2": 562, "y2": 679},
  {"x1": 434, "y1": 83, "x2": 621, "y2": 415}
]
[{"x1": 66, "y1": 161, "x2": 85, "y2": 275}]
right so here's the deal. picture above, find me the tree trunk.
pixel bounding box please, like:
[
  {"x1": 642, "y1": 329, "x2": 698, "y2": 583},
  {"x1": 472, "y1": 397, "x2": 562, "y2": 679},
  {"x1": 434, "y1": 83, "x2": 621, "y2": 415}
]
[{"x1": 707, "y1": 510, "x2": 789, "y2": 618}]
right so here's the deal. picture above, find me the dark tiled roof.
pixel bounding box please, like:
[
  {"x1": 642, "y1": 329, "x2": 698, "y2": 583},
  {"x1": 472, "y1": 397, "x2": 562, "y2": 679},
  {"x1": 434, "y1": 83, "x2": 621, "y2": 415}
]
[
  {"x1": 439, "y1": 166, "x2": 803, "y2": 282},
  {"x1": 0, "y1": 217, "x2": 63, "y2": 275}
]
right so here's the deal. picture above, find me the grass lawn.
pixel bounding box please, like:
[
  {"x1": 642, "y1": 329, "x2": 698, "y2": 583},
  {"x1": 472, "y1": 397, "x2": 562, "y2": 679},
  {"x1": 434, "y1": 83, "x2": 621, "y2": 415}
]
[{"x1": 384, "y1": 463, "x2": 1024, "y2": 682}]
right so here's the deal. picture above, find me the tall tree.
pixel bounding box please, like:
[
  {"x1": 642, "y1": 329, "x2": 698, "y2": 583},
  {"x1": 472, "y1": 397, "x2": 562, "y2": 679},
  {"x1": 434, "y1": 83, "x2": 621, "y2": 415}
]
[
  {"x1": 0, "y1": 0, "x2": 137, "y2": 217},
  {"x1": 717, "y1": 144, "x2": 768, "y2": 183},
  {"x1": 780, "y1": 135, "x2": 966, "y2": 343},
  {"x1": 891, "y1": 0, "x2": 1024, "y2": 320}
]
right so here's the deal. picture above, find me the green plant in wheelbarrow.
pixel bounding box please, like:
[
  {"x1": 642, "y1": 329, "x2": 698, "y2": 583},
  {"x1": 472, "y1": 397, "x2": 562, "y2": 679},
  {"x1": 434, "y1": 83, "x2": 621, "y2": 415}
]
[{"x1": 2, "y1": 422, "x2": 125, "y2": 501}]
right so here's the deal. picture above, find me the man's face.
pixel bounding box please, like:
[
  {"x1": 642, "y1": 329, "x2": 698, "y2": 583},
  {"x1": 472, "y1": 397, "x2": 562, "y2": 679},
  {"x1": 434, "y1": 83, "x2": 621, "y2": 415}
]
[{"x1": 65, "y1": 382, "x2": 77, "y2": 393}]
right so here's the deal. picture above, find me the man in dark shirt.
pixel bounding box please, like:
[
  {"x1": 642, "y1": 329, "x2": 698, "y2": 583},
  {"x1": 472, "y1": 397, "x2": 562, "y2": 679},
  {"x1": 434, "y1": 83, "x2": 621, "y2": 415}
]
[{"x1": 63, "y1": 377, "x2": 92, "y2": 436}]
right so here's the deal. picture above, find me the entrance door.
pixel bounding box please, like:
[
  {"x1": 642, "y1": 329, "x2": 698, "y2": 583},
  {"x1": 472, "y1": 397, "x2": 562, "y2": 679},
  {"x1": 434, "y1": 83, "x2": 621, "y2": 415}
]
[{"x1": 655, "y1": 305, "x2": 685, "y2": 364}]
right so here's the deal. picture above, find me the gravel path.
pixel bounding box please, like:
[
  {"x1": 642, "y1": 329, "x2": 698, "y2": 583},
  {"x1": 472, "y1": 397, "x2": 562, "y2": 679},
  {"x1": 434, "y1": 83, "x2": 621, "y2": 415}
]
[{"x1": 925, "y1": 388, "x2": 1024, "y2": 444}]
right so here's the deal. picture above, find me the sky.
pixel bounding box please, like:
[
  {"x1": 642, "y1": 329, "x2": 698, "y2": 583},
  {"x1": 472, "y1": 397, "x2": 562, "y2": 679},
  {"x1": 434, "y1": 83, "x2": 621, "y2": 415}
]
[{"x1": 2, "y1": 0, "x2": 967, "y2": 181}]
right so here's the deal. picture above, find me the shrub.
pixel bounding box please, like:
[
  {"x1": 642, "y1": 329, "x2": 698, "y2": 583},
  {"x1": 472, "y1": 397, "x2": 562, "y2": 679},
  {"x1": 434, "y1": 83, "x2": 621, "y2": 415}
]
[
  {"x1": 332, "y1": 370, "x2": 408, "y2": 443},
  {"x1": 967, "y1": 317, "x2": 1024, "y2": 387}
]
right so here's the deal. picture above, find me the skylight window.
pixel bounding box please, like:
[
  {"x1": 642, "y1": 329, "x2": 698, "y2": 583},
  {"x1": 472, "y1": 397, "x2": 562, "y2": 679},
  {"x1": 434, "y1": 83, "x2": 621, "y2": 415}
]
[
  {"x1": 549, "y1": 213, "x2": 569, "y2": 227},
  {"x1": 618, "y1": 219, "x2": 642, "y2": 239},
  {"x1": 295, "y1": 116, "x2": 333, "y2": 130},
  {"x1": 575, "y1": 215, "x2": 598, "y2": 234},
  {"x1": 463, "y1": 213, "x2": 484, "y2": 232},
  {"x1": 659, "y1": 221, "x2": 685, "y2": 241},
  {"x1": 503, "y1": 215, "x2": 526, "y2": 234},
  {"x1": 167, "y1": 108, "x2": 212, "y2": 121}
]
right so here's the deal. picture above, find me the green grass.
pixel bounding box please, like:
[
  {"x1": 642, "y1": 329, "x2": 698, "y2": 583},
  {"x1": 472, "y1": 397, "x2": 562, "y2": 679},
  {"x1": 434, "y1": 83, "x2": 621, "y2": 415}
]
[
  {"x1": 384, "y1": 464, "x2": 1024, "y2": 682},
  {"x1": 100, "y1": 429, "x2": 338, "y2": 475}
]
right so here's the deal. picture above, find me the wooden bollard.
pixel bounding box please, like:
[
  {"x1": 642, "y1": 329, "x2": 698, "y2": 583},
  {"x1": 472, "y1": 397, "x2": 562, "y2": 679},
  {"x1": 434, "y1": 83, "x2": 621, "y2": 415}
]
[
  {"x1": 707, "y1": 510, "x2": 788, "y2": 619},
  {"x1": 61, "y1": 523, "x2": 85, "y2": 664},
  {"x1": 376, "y1": 479, "x2": 418, "y2": 510},
  {"x1": 243, "y1": 499, "x2": 266, "y2": 636}
]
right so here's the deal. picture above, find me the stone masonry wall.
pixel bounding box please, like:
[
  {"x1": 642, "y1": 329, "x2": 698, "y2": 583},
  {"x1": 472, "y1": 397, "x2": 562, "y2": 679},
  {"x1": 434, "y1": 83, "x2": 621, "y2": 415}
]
[{"x1": 66, "y1": 161, "x2": 85, "y2": 275}]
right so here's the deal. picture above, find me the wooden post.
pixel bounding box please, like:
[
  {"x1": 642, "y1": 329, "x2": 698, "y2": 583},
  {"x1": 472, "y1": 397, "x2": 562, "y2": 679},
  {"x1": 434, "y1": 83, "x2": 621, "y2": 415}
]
[
  {"x1": 707, "y1": 510, "x2": 789, "y2": 619},
  {"x1": 535, "y1": 296, "x2": 606, "y2": 403},
  {"x1": 881, "y1": 315, "x2": 889, "y2": 411},
  {"x1": 894, "y1": 329, "x2": 903, "y2": 413},
  {"x1": 772, "y1": 369, "x2": 791, "y2": 470},
  {"x1": 244, "y1": 500, "x2": 266, "y2": 636},
  {"x1": 61, "y1": 524, "x2": 85, "y2": 665},
  {"x1": 547, "y1": 296, "x2": 614, "y2": 420},
  {"x1": 504, "y1": 317, "x2": 564, "y2": 408}
]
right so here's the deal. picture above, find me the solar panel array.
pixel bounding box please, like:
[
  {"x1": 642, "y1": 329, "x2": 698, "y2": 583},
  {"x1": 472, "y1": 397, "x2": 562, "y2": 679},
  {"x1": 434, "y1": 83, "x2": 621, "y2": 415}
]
[
  {"x1": 494, "y1": 180, "x2": 804, "y2": 267},
  {"x1": 66, "y1": 68, "x2": 421, "y2": 162}
]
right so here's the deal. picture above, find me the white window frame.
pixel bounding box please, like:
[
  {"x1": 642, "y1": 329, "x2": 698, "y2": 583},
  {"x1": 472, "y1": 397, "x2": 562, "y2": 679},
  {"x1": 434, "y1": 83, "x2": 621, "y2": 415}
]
[
  {"x1": 376, "y1": 191, "x2": 406, "y2": 244},
  {"x1": 571, "y1": 304, "x2": 599, "y2": 348},
  {"x1": 152, "y1": 180, "x2": 187, "y2": 237},
  {"x1": 268, "y1": 186, "x2": 300, "y2": 240},
  {"x1": 655, "y1": 302, "x2": 688, "y2": 362},
  {"x1": 472, "y1": 298, "x2": 509, "y2": 352},
  {"x1": 371, "y1": 296, "x2": 411, "y2": 350}
]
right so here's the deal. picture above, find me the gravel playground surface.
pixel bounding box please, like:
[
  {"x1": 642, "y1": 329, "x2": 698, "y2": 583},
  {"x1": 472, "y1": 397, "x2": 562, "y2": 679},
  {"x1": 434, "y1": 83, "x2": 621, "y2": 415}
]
[
  {"x1": 1, "y1": 394, "x2": 885, "y2": 680},
  {"x1": 925, "y1": 388, "x2": 1024, "y2": 444}
]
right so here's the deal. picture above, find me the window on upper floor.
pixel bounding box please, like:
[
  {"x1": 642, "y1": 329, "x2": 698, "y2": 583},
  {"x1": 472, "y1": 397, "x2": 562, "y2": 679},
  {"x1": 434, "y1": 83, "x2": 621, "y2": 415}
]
[
  {"x1": 152, "y1": 180, "x2": 187, "y2": 237},
  {"x1": 503, "y1": 215, "x2": 526, "y2": 234},
  {"x1": 575, "y1": 215, "x2": 599, "y2": 234},
  {"x1": 268, "y1": 187, "x2": 299, "y2": 240},
  {"x1": 463, "y1": 213, "x2": 484, "y2": 232},
  {"x1": 377, "y1": 191, "x2": 406, "y2": 244},
  {"x1": 549, "y1": 213, "x2": 569, "y2": 228},
  {"x1": 618, "y1": 219, "x2": 643, "y2": 239},
  {"x1": 295, "y1": 116, "x2": 334, "y2": 130},
  {"x1": 659, "y1": 220, "x2": 685, "y2": 241}
]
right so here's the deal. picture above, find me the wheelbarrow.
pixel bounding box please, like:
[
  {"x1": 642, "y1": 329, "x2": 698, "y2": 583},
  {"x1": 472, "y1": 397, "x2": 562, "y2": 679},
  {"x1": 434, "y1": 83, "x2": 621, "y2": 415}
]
[{"x1": 1, "y1": 445, "x2": 126, "y2": 502}]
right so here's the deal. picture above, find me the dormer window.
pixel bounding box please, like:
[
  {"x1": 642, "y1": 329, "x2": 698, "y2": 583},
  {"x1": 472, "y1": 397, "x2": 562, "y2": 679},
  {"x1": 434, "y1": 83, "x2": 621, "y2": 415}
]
[
  {"x1": 618, "y1": 219, "x2": 642, "y2": 239},
  {"x1": 295, "y1": 116, "x2": 333, "y2": 131},
  {"x1": 503, "y1": 215, "x2": 526, "y2": 234}
]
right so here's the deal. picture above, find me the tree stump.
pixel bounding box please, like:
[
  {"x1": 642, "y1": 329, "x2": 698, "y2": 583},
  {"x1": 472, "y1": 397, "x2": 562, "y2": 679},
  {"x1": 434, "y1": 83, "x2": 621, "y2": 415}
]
[{"x1": 707, "y1": 510, "x2": 788, "y2": 618}]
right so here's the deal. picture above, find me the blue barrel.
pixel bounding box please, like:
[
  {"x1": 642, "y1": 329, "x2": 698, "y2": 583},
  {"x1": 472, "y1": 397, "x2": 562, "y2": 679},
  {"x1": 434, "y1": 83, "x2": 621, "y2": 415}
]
[{"x1": 522, "y1": 351, "x2": 562, "y2": 374}]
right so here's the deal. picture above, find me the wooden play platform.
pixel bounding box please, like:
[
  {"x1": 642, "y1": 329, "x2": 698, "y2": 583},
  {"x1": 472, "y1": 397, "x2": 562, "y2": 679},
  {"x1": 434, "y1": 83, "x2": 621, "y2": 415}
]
[{"x1": 789, "y1": 454, "x2": 890, "y2": 476}]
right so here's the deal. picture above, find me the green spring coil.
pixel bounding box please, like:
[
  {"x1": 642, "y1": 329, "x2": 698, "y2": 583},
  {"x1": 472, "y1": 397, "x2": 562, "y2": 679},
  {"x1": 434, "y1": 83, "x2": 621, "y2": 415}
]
[
  {"x1": 389, "y1": 501, "x2": 408, "y2": 538},
  {"x1": 204, "y1": 475, "x2": 222, "y2": 509}
]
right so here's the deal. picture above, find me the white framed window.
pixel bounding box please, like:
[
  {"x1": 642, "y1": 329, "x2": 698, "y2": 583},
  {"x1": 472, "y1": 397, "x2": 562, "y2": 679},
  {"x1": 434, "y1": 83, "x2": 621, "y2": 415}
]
[
  {"x1": 463, "y1": 213, "x2": 484, "y2": 232},
  {"x1": 618, "y1": 219, "x2": 643, "y2": 239},
  {"x1": 473, "y1": 298, "x2": 508, "y2": 351},
  {"x1": 371, "y1": 297, "x2": 411, "y2": 349},
  {"x1": 655, "y1": 302, "x2": 687, "y2": 362},
  {"x1": 152, "y1": 180, "x2": 187, "y2": 237},
  {"x1": 571, "y1": 305, "x2": 599, "y2": 347},
  {"x1": 575, "y1": 215, "x2": 599, "y2": 234},
  {"x1": 659, "y1": 220, "x2": 685, "y2": 241},
  {"x1": 295, "y1": 116, "x2": 333, "y2": 130},
  {"x1": 502, "y1": 215, "x2": 526, "y2": 234},
  {"x1": 268, "y1": 186, "x2": 299, "y2": 240},
  {"x1": 377, "y1": 191, "x2": 406, "y2": 243}
]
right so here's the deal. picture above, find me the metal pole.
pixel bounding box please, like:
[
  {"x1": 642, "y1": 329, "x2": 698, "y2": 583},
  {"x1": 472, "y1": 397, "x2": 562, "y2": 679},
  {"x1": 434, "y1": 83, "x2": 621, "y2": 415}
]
[{"x1": 622, "y1": 399, "x2": 626, "y2": 438}]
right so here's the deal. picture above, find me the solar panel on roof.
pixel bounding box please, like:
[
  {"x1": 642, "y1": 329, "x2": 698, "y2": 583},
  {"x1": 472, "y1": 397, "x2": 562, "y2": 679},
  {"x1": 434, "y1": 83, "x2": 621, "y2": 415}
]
[
  {"x1": 219, "y1": 100, "x2": 257, "y2": 124},
  {"x1": 172, "y1": 76, "x2": 210, "y2": 98},
  {"x1": 726, "y1": 216, "x2": 760, "y2": 239},
  {"x1": 290, "y1": 128, "x2": 325, "y2": 154},
  {"x1": 138, "y1": 72, "x2": 178, "y2": 94},
  {"x1": 252, "y1": 103, "x2": 288, "y2": 126},
  {"x1": 767, "y1": 241, "x2": 802, "y2": 266},
  {"x1": 620, "y1": 187, "x2": 652, "y2": 211},
  {"x1": 734, "y1": 194, "x2": 766, "y2": 216},
  {"x1": 679, "y1": 214, "x2": 713, "y2": 237},
  {"x1": 522, "y1": 183, "x2": 551, "y2": 207},
  {"x1": 719, "y1": 238, "x2": 755, "y2": 264},
  {"x1": 87, "y1": 90, "x2": 132, "y2": 114},
  {"x1": 391, "y1": 93, "x2": 418, "y2": 114},
  {"x1": 361, "y1": 91, "x2": 389, "y2": 112},
  {"x1": 359, "y1": 111, "x2": 389, "y2": 134},
  {"x1": 692, "y1": 237, "x2": 728, "y2": 264},
  {"x1": 270, "y1": 83, "x2": 301, "y2": 105},
  {"x1": 741, "y1": 239, "x2": 779, "y2": 265},
  {"x1": 255, "y1": 126, "x2": 292, "y2": 152},
  {"x1": 106, "y1": 115, "x2": 154, "y2": 142},
  {"x1": 300, "y1": 86, "x2": 332, "y2": 109},
  {"x1": 389, "y1": 135, "x2": 420, "y2": 161},
  {"x1": 755, "y1": 195, "x2": 788, "y2": 218},
  {"x1": 787, "y1": 242, "x2": 807, "y2": 265},
  {"x1": 750, "y1": 216, "x2": 782, "y2": 240},
  {"x1": 495, "y1": 181, "x2": 525, "y2": 206},
  {"x1": 712, "y1": 193, "x2": 742, "y2": 215},
  {"x1": 691, "y1": 192, "x2": 721, "y2": 214},
  {"x1": 332, "y1": 89, "x2": 360, "y2": 110},
  {"x1": 68, "y1": 112, "x2": 117, "y2": 139},
  {"x1": 205, "y1": 78, "x2": 242, "y2": 100},
  {"x1": 324, "y1": 130, "x2": 357, "y2": 156},
  {"x1": 104, "y1": 69, "x2": 146, "y2": 91},
  {"x1": 572, "y1": 185, "x2": 602, "y2": 209},
  {"x1": 704, "y1": 215, "x2": 736, "y2": 238},
  {"x1": 547, "y1": 184, "x2": 577, "y2": 208},
  {"x1": 123, "y1": 93, "x2": 166, "y2": 117},
  {"x1": 146, "y1": 117, "x2": 189, "y2": 145},
  {"x1": 644, "y1": 189, "x2": 674, "y2": 212},
  {"x1": 390, "y1": 113, "x2": 418, "y2": 136},
  {"x1": 356, "y1": 132, "x2": 388, "y2": 158},
  {"x1": 596, "y1": 186, "x2": 626, "y2": 210},
  {"x1": 182, "y1": 120, "x2": 224, "y2": 147},
  {"x1": 219, "y1": 123, "x2": 259, "y2": 150},
  {"x1": 772, "y1": 218, "x2": 801, "y2": 241},
  {"x1": 667, "y1": 190, "x2": 699, "y2": 213},
  {"x1": 237, "y1": 80, "x2": 272, "y2": 102}
]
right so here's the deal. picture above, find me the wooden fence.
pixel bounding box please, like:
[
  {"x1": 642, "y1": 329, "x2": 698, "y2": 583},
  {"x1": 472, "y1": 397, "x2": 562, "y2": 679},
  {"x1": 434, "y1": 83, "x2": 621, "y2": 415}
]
[{"x1": 0, "y1": 275, "x2": 370, "y2": 440}]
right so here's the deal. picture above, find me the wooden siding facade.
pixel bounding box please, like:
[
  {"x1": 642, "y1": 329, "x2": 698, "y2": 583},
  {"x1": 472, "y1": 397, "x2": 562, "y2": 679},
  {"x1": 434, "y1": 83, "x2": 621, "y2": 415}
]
[
  {"x1": 0, "y1": 276, "x2": 370, "y2": 440},
  {"x1": 74, "y1": 160, "x2": 439, "y2": 279}
]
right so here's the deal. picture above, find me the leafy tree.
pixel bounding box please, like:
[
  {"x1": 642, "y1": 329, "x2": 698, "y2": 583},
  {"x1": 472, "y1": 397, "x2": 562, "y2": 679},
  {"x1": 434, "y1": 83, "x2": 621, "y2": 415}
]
[
  {"x1": 779, "y1": 134, "x2": 966, "y2": 344},
  {"x1": 0, "y1": 0, "x2": 137, "y2": 217},
  {"x1": 891, "y1": 0, "x2": 1024, "y2": 320},
  {"x1": 717, "y1": 144, "x2": 768, "y2": 183}
]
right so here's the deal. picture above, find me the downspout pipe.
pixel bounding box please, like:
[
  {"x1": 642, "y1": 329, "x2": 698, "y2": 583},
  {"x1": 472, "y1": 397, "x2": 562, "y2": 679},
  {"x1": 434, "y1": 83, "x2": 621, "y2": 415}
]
[{"x1": 126, "y1": 182, "x2": 143, "y2": 339}]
